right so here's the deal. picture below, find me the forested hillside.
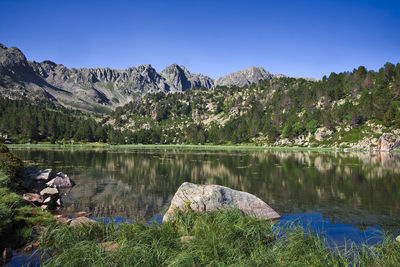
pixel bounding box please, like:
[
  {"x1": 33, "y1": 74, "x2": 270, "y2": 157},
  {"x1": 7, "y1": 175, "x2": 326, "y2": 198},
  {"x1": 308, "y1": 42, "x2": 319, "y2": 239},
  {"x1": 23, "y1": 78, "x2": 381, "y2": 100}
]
[
  {"x1": 108, "y1": 63, "x2": 400, "y2": 148},
  {"x1": 0, "y1": 63, "x2": 399, "y2": 148}
]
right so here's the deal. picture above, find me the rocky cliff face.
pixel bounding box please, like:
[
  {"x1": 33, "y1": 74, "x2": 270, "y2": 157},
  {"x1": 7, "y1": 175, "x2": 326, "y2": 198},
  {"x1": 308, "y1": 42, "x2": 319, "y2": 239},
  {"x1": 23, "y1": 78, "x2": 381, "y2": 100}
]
[{"x1": 0, "y1": 44, "x2": 281, "y2": 112}]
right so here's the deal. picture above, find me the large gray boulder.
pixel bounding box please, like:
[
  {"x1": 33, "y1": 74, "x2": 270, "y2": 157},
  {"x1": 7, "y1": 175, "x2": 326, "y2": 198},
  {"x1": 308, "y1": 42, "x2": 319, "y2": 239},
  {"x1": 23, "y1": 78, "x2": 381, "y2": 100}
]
[
  {"x1": 377, "y1": 133, "x2": 400, "y2": 152},
  {"x1": 163, "y1": 182, "x2": 281, "y2": 222},
  {"x1": 22, "y1": 167, "x2": 52, "y2": 191}
]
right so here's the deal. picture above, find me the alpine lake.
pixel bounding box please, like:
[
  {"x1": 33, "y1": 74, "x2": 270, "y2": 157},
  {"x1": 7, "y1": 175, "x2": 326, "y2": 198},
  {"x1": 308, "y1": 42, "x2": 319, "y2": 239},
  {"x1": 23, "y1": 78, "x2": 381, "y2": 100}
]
[{"x1": 10, "y1": 147, "x2": 400, "y2": 249}]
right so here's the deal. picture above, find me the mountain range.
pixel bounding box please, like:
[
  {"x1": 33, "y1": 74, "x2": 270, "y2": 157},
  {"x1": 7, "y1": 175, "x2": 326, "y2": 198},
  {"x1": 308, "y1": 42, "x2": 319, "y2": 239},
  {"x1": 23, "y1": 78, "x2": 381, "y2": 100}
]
[{"x1": 0, "y1": 43, "x2": 283, "y2": 112}]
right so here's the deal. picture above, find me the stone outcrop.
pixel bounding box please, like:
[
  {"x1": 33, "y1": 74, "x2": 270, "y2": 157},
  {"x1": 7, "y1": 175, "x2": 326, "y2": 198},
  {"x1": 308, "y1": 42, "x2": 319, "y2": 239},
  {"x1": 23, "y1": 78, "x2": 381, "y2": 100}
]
[
  {"x1": 314, "y1": 127, "x2": 333, "y2": 142},
  {"x1": 163, "y1": 182, "x2": 281, "y2": 222},
  {"x1": 377, "y1": 133, "x2": 400, "y2": 152}
]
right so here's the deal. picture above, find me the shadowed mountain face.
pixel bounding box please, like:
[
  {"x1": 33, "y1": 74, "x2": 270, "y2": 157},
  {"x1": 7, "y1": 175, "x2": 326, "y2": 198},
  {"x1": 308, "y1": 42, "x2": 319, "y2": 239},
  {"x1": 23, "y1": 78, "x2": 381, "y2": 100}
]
[{"x1": 0, "y1": 43, "x2": 282, "y2": 112}]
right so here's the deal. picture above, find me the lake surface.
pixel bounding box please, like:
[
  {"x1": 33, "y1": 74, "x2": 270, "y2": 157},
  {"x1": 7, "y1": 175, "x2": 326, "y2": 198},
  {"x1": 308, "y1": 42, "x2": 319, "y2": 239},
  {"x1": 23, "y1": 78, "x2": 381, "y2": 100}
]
[{"x1": 11, "y1": 148, "x2": 400, "y2": 246}]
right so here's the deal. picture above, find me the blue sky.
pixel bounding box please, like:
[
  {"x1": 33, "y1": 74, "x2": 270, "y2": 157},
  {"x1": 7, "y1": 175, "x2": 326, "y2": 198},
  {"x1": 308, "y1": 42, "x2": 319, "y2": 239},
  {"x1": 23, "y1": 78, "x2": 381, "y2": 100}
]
[{"x1": 0, "y1": 0, "x2": 399, "y2": 79}]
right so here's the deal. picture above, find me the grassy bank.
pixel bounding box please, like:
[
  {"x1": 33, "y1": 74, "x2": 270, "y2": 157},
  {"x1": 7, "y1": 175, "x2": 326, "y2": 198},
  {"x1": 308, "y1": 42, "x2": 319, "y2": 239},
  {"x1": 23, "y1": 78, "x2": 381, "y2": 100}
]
[
  {"x1": 40, "y1": 209, "x2": 400, "y2": 267},
  {"x1": 0, "y1": 143, "x2": 55, "y2": 251}
]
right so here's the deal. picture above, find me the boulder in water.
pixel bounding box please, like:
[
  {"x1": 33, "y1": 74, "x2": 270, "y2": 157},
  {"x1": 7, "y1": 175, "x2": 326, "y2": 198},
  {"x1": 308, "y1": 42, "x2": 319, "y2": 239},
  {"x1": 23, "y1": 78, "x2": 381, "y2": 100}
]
[
  {"x1": 163, "y1": 182, "x2": 281, "y2": 222},
  {"x1": 46, "y1": 172, "x2": 75, "y2": 188},
  {"x1": 377, "y1": 133, "x2": 400, "y2": 152}
]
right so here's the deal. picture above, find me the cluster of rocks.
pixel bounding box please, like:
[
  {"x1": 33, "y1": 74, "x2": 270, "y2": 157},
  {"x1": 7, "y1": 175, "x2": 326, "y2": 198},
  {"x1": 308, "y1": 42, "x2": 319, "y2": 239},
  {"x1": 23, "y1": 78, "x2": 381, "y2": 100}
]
[{"x1": 22, "y1": 167, "x2": 74, "y2": 210}]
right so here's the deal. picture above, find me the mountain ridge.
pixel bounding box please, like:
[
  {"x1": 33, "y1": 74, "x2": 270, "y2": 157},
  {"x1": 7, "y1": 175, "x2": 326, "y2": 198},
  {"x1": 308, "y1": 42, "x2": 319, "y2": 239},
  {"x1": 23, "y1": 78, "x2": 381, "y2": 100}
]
[{"x1": 0, "y1": 43, "x2": 284, "y2": 112}]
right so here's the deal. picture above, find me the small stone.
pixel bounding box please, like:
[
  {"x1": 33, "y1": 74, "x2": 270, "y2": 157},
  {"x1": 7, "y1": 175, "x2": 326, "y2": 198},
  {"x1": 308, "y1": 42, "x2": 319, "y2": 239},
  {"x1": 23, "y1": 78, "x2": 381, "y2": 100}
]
[
  {"x1": 43, "y1": 197, "x2": 52, "y2": 204},
  {"x1": 396, "y1": 235, "x2": 400, "y2": 244},
  {"x1": 23, "y1": 244, "x2": 33, "y2": 253},
  {"x1": 41, "y1": 205, "x2": 49, "y2": 210},
  {"x1": 99, "y1": 242, "x2": 119, "y2": 252},
  {"x1": 40, "y1": 187, "x2": 59, "y2": 196},
  {"x1": 70, "y1": 216, "x2": 98, "y2": 227},
  {"x1": 180, "y1": 236, "x2": 194, "y2": 243},
  {"x1": 56, "y1": 199, "x2": 62, "y2": 206}
]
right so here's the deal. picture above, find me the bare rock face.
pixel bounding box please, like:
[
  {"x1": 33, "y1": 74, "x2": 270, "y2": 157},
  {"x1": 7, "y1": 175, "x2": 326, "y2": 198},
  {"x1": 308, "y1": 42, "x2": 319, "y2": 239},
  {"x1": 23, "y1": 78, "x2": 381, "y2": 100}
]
[
  {"x1": 161, "y1": 64, "x2": 214, "y2": 92},
  {"x1": 215, "y1": 66, "x2": 280, "y2": 87},
  {"x1": 377, "y1": 133, "x2": 400, "y2": 152},
  {"x1": 163, "y1": 182, "x2": 281, "y2": 222}
]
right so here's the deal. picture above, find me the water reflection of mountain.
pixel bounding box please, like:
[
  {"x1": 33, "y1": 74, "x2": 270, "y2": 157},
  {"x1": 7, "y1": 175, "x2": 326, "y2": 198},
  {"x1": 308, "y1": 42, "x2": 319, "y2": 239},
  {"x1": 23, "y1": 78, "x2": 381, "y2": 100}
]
[{"x1": 12, "y1": 149, "x2": 400, "y2": 226}]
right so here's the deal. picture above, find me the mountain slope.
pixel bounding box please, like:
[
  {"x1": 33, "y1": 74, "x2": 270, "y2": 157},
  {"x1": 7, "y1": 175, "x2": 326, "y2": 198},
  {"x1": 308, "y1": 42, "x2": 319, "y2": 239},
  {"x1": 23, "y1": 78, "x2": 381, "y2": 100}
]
[
  {"x1": 0, "y1": 44, "x2": 288, "y2": 113},
  {"x1": 0, "y1": 44, "x2": 214, "y2": 112}
]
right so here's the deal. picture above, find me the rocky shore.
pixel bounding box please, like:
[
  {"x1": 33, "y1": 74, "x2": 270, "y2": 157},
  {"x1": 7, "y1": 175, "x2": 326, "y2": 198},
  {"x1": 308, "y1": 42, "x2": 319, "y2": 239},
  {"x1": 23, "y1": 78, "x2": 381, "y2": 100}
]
[{"x1": 22, "y1": 167, "x2": 75, "y2": 211}]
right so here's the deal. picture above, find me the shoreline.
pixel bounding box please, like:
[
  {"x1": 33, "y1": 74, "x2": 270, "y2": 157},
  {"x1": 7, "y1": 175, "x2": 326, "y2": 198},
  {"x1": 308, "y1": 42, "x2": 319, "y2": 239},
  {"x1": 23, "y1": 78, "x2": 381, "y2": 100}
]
[{"x1": 6, "y1": 143, "x2": 400, "y2": 153}]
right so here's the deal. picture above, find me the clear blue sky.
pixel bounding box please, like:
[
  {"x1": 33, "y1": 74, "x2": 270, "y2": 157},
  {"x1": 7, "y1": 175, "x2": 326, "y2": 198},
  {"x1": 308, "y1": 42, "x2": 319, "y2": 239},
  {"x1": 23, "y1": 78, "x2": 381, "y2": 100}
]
[{"x1": 1, "y1": 0, "x2": 399, "y2": 79}]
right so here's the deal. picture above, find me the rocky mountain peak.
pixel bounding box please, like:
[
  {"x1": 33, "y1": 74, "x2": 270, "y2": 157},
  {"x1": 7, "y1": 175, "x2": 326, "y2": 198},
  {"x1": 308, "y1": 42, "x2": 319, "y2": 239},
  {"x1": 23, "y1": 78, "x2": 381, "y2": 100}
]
[
  {"x1": 0, "y1": 44, "x2": 28, "y2": 69},
  {"x1": 215, "y1": 66, "x2": 278, "y2": 87}
]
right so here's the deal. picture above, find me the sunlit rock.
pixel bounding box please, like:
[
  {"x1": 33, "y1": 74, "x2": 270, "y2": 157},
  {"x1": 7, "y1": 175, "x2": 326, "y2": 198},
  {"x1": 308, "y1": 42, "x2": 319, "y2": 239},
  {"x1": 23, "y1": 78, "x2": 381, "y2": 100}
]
[{"x1": 163, "y1": 182, "x2": 281, "y2": 222}]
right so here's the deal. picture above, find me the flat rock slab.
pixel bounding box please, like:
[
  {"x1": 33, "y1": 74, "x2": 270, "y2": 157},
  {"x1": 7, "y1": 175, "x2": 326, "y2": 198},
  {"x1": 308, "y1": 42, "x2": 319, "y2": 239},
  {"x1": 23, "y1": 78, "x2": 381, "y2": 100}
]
[
  {"x1": 163, "y1": 182, "x2": 281, "y2": 222},
  {"x1": 23, "y1": 193, "x2": 43, "y2": 204},
  {"x1": 40, "y1": 187, "x2": 59, "y2": 196}
]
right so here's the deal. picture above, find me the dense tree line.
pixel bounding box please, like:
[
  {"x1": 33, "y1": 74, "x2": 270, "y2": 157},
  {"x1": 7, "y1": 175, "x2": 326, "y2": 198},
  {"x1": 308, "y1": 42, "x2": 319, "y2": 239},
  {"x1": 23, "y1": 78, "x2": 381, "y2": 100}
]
[{"x1": 0, "y1": 98, "x2": 115, "y2": 143}]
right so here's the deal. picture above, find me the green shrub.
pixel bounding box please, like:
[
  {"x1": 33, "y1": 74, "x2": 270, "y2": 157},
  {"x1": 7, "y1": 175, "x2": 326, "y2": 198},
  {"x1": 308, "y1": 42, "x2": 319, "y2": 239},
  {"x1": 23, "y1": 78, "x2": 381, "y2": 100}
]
[
  {"x1": 0, "y1": 143, "x2": 9, "y2": 153},
  {"x1": 0, "y1": 152, "x2": 24, "y2": 187}
]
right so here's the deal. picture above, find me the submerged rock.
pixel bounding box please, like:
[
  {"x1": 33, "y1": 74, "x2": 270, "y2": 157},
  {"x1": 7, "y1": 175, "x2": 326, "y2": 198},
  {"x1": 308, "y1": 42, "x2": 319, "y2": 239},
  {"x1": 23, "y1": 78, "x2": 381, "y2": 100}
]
[
  {"x1": 163, "y1": 182, "x2": 281, "y2": 222},
  {"x1": 46, "y1": 172, "x2": 75, "y2": 188},
  {"x1": 377, "y1": 133, "x2": 400, "y2": 152}
]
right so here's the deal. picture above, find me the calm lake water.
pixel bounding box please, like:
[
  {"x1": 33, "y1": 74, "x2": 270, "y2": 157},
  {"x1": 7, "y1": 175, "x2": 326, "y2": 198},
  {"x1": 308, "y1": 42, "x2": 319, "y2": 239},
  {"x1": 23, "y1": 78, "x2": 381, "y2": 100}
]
[{"x1": 11, "y1": 148, "x2": 400, "y2": 247}]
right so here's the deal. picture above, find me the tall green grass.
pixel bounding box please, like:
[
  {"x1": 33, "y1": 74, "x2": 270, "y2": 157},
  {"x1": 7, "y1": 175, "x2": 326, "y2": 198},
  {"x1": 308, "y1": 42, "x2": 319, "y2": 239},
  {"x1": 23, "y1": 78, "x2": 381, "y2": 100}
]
[{"x1": 40, "y1": 209, "x2": 400, "y2": 266}]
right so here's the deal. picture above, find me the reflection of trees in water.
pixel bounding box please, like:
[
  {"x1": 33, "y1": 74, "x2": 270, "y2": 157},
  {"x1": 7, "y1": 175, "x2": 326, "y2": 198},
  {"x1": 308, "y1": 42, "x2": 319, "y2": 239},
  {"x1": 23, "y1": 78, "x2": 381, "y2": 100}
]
[{"x1": 12, "y1": 149, "x2": 400, "y2": 225}]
